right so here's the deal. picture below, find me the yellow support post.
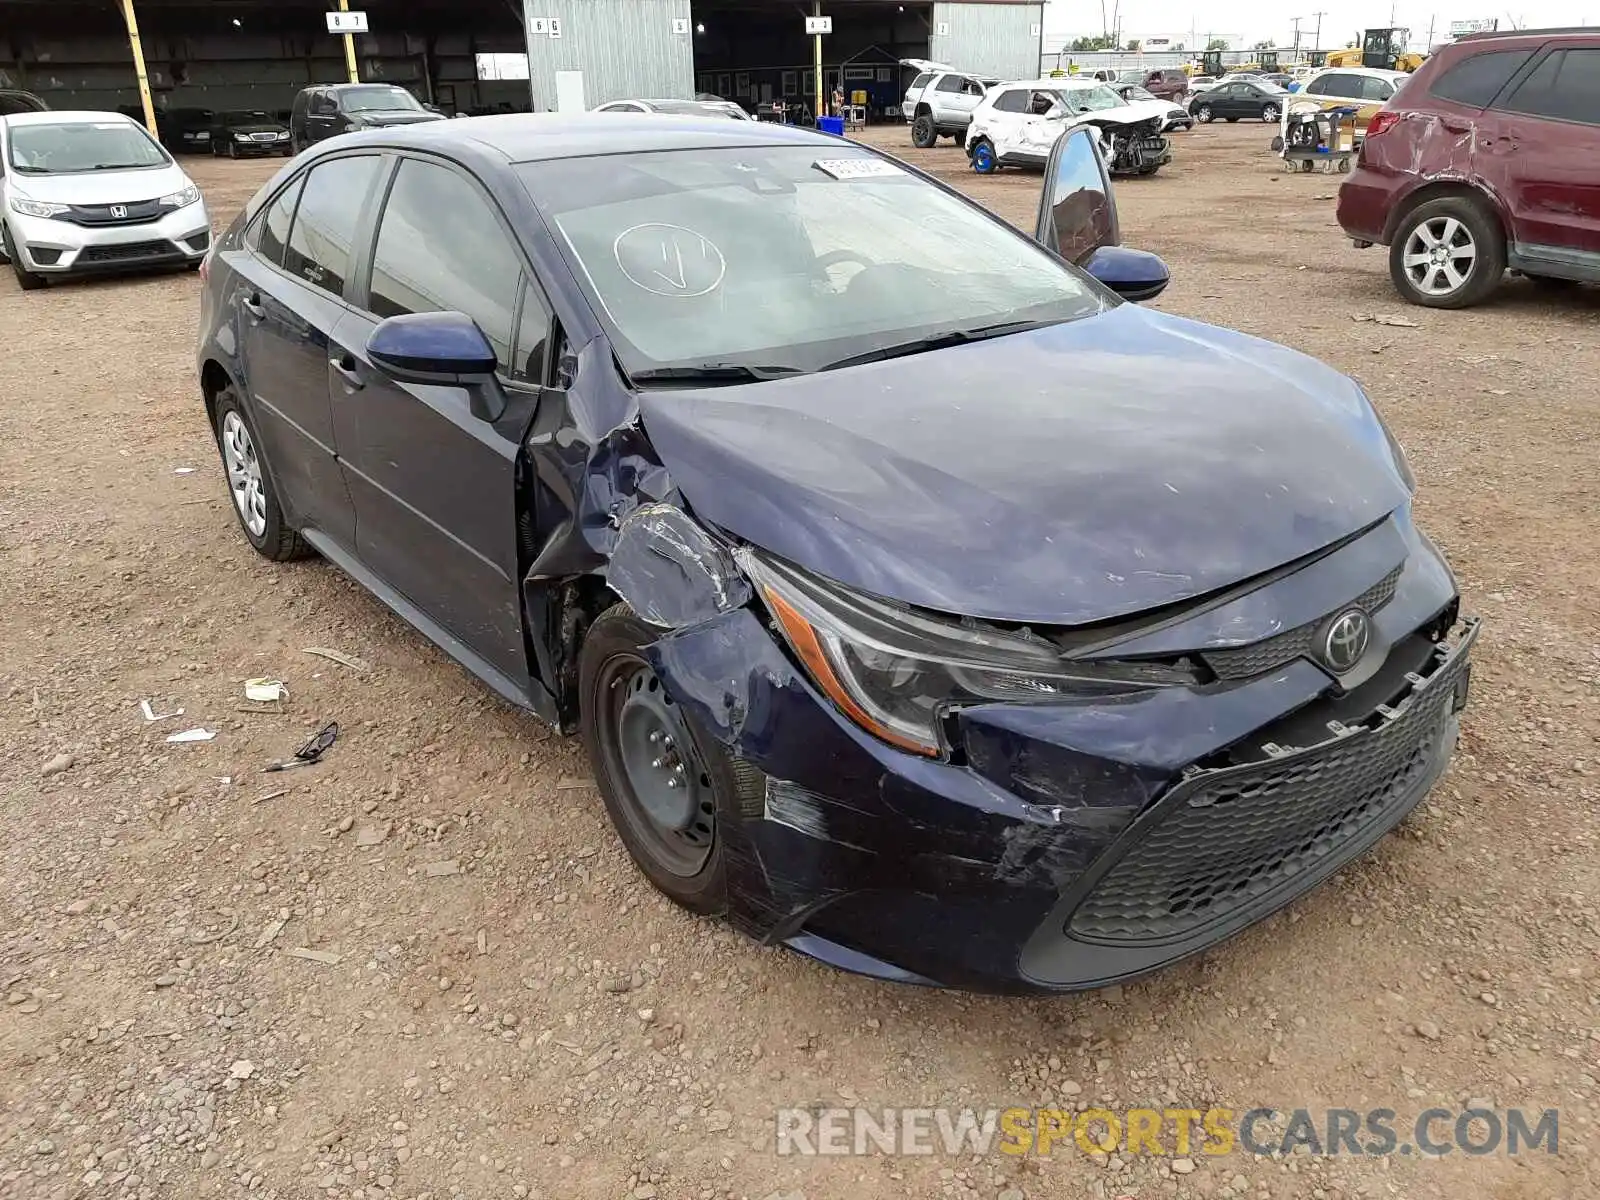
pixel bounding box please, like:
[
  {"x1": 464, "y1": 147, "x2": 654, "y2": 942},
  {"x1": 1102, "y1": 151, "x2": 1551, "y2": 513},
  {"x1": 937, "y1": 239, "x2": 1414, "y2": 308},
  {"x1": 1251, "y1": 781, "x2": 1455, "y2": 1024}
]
[
  {"x1": 339, "y1": 0, "x2": 360, "y2": 83},
  {"x1": 812, "y1": 1, "x2": 822, "y2": 124},
  {"x1": 116, "y1": 0, "x2": 160, "y2": 139}
]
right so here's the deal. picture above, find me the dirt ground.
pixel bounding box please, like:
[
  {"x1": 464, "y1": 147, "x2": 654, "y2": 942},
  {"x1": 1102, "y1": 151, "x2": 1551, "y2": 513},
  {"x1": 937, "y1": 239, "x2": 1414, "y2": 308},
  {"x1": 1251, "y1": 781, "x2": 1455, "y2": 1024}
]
[{"x1": 2, "y1": 121, "x2": 1598, "y2": 1200}]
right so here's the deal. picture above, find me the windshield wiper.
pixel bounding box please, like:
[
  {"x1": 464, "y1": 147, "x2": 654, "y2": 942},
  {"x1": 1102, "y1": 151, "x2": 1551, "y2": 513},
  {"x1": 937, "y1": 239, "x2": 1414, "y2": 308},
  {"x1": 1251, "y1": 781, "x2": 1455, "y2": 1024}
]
[
  {"x1": 631, "y1": 363, "x2": 804, "y2": 387},
  {"x1": 818, "y1": 318, "x2": 1055, "y2": 371},
  {"x1": 91, "y1": 162, "x2": 157, "y2": 170}
]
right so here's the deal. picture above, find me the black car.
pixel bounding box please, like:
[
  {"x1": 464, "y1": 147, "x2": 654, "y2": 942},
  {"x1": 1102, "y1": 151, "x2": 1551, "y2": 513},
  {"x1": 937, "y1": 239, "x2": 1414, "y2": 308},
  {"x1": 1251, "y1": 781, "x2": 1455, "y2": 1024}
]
[
  {"x1": 194, "y1": 115, "x2": 1471, "y2": 994},
  {"x1": 157, "y1": 106, "x2": 215, "y2": 152},
  {"x1": 0, "y1": 89, "x2": 48, "y2": 116},
  {"x1": 288, "y1": 83, "x2": 445, "y2": 152},
  {"x1": 210, "y1": 109, "x2": 292, "y2": 157},
  {"x1": 1190, "y1": 79, "x2": 1288, "y2": 123}
]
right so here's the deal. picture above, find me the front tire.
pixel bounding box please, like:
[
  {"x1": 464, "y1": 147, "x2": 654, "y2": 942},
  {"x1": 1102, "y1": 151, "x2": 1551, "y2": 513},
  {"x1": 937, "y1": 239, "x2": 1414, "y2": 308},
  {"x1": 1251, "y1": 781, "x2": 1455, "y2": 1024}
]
[
  {"x1": 910, "y1": 112, "x2": 937, "y2": 148},
  {"x1": 1195, "y1": 105, "x2": 1213, "y2": 123},
  {"x1": 3, "y1": 224, "x2": 46, "y2": 291},
  {"x1": 580, "y1": 605, "x2": 762, "y2": 914},
  {"x1": 1388, "y1": 196, "x2": 1505, "y2": 309},
  {"x1": 211, "y1": 388, "x2": 310, "y2": 560},
  {"x1": 970, "y1": 136, "x2": 998, "y2": 174}
]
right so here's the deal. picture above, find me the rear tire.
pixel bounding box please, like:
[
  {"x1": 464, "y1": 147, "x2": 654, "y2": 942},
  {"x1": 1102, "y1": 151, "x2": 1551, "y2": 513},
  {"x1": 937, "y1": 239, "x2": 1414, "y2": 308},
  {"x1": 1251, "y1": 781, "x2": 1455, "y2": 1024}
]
[
  {"x1": 1387, "y1": 195, "x2": 1505, "y2": 309},
  {"x1": 580, "y1": 604, "x2": 763, "y2": 915},
  {"x1": 911, "y1": 112, "x2": 937, "y2": 147},
  {"x1": 3, "y1": 224, "x2": 46, "y2": 291},
  {"x1": 210, "y1": 388, "x2": 311, "y2": 561},
  {"x1": 1261, "y1": 103, "x2": 1280, "y2": 122}
]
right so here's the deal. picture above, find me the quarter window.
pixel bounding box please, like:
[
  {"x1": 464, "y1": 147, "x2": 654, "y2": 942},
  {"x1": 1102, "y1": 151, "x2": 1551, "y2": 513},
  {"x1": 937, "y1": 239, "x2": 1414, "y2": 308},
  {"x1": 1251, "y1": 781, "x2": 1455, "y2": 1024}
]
[
  {"x1": 908, "y1": 72, "x2": 932, "y2": 91},
  {"x1": 283, "y1": 154, "x2": 380, "y2": 297},
  {"x1": 934, "y1": 74, "x2": 964, "y2": 93},
  {"x1": 1431, "y1": 49, "x2": 1533, "y2": 106},
  {"x1": 250, "y1": 175, "x2": 304, "y2": 268},
  {"x1": 367, "y1": 158, "x2": 536, "y2": 379},
  {"x1": 1358, "y1": 76, "x2": 1395, "y2": 101},
  {"x1": 1501, "y1": 49, "x2": 1600, "y2": 124}
]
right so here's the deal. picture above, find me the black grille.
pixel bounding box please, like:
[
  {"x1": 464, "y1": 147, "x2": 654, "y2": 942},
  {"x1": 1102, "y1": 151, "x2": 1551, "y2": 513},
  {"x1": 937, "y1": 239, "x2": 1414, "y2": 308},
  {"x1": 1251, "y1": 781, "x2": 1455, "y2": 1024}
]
[
  {"x1": 64, "y1": 200, "x2": 166, "y2": 227},
  {"x1": 76, "y1": 240, "x2": 181, "y2": 264},
  {"x1": 1202, "y1": 565, "x2": 1403, "y2": 681},
  {"x1": 1069, "y1": 625, "x2": 1472, "y2": 945}
]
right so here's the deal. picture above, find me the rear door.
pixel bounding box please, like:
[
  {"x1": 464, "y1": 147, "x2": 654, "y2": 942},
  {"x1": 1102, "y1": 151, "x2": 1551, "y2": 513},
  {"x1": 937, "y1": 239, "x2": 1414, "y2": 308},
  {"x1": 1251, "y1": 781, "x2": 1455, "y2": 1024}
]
[
  {"x1": 330, "y1": 154, "x2": 551, "y2": 687},
  {"x1": 1475, "y1": 45, "x2": 1600, "y2": 261},
  {"x1": 230, "y1": 154, "x2": 383, "y2": 548}
]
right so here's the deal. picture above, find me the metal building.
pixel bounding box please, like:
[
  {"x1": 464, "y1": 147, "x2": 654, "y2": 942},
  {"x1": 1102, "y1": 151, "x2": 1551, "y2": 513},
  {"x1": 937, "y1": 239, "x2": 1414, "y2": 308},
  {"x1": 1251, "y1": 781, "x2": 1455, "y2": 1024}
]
[{"x1": 522, "y1": 0, "x2": 1045, "y2": 114}]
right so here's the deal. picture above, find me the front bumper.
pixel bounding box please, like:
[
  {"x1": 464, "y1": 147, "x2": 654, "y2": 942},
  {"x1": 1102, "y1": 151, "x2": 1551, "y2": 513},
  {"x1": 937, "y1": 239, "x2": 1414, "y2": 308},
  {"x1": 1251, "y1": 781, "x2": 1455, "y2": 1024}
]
[
  {"x1": 649, "y1": 521, "x2": 1472, "y2": 993},
  {"x1": 6, "y1": 204, "x2": 211, "y2": 275},
  {"x1": 221, "y1": 135, "x2": 293, "y2": 156}
]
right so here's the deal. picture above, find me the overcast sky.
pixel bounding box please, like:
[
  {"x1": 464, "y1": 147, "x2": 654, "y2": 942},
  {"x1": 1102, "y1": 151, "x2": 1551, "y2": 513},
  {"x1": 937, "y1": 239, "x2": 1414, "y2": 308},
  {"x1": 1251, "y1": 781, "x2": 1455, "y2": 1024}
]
[{"x1": 1041, "y1": 1, "x2": 1594, "y2": 50}]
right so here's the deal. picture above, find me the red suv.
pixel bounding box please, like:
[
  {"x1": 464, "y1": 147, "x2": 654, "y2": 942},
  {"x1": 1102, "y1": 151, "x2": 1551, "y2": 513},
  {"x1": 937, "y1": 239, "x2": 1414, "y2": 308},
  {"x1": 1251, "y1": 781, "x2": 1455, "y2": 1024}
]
[
  {"x1": 1142, "y1": 68, "x2": 1191, "y2": 101},
  {"x1": 1337, "y1": 28, "x2": 1600, "y2": 307}
]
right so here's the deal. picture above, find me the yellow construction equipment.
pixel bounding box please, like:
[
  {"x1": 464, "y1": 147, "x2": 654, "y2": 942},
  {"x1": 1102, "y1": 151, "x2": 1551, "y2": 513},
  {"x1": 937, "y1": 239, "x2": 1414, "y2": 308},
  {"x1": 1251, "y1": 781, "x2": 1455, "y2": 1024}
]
[{"x1": 1326, "y1": 28, "x2": 1426, "y2": 72}]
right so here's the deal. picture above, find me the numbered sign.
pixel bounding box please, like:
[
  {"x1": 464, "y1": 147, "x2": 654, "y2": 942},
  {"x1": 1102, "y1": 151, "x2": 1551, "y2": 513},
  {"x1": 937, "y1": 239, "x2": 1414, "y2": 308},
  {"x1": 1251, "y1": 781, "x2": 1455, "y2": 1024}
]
[
  {"x1": 804, "y1": 16, "x2": 833, "y2": 35},
  {"x1": 325, "y1": 11, "x2": 369, "y2": 34}
]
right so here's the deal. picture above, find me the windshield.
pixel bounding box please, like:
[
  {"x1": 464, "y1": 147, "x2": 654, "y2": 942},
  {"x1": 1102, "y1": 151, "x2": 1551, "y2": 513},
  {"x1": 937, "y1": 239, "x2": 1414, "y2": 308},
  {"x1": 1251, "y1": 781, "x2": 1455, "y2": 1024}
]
[
  {"x1": 341, "y1": 86, "x2": 422, "y2": 113},
  {"x1": 1058, "y1": 85, "x2": 1126, "y2": 114},
  {"x1": 519, "y1": 146, "x2": 1105, "y2": 380},
  {"x1": 6, "y1": 120, "x2": 169, "y2": 174}
]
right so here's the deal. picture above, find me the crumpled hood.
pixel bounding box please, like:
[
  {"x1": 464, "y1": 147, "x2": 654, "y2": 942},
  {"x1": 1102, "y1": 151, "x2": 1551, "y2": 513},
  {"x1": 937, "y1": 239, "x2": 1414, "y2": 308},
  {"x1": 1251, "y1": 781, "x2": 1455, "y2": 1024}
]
[
  {"x1": 1075, "y1": 98, "x2": 1175, "y2": 127},
  {"x1": 637, "y1": 304, "x2": 1410, "y2": 625},
  {"x1": 10, "y1": 162, "x2": 189, "y2": 205}
]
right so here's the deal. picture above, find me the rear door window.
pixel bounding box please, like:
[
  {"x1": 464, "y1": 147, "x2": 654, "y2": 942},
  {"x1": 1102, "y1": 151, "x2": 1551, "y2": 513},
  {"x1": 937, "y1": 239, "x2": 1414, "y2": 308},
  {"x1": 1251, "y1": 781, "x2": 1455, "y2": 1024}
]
[
  {"x1": 991, "y1": 88, "x2": 1029, "y2": 113},
  {"x1": 1501, "y1": 48, "x2": 1600, "y2": 124},
  {"x1": 935, "y1": 74, "x2": 964, "y2": 93},
  {"x1": 283, "y1": 154, "x2": 381, "y2": 298},
  {"x1": 1431, "y1": 49, "x2": 1534, "y2": 106},
  {"x1": 1359, "y1": 76, "x2": 1396, "y2": 101}
]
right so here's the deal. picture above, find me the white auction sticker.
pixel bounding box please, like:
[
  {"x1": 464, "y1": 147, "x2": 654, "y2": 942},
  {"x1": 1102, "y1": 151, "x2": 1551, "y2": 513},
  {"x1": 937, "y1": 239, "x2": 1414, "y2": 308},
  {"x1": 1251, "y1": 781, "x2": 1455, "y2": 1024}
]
[{"x1": 813, "y1": 158, "x2": 903, "y2": 180}]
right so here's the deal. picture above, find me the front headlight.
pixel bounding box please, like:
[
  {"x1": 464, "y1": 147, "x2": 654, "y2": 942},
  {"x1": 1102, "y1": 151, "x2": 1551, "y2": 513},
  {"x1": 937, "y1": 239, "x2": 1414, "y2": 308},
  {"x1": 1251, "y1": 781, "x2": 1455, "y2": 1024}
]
[
  {"x1": 234, "y1": 132, "x2": 252, "y2": 141},
  {"x1": 8, "y1": 196, "x2": 70, "y2": 219},
  {"x1": 159, "y1": 183, "x2": 201, "y2": 209},
  {"x1": 741, "y1": 550, "x2": 1193, "y2": 757}
]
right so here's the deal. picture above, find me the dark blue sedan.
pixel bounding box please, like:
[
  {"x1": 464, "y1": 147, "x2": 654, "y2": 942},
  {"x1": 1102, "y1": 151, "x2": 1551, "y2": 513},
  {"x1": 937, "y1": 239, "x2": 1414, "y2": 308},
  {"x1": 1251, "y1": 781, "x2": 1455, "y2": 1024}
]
[{"x1": 195, "y1": 115, "x2": 1474, "y2": 993}]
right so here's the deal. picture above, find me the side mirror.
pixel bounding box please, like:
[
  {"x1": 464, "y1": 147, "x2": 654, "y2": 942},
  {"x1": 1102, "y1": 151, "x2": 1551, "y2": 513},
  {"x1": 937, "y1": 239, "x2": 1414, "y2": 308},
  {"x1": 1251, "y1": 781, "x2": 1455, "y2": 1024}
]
[
  {"x1": 1082, "y1": 245, "x2": 1170, "y2": 302},
  {"x1": 1033, "y1": 125, "x2": 1119, "y2": 266},
  {"x1": 367, "y1": 312, "x2": 506, "y2": 421}
]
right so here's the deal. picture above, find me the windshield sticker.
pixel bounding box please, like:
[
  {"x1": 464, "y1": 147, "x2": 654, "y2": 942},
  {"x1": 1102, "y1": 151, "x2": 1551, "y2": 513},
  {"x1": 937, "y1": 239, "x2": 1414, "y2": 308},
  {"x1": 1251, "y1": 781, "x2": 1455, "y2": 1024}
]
[
  {"x1": 613, "y1": 224, "x2": 726, "y2": 298},
  {"x1": 812, "y1": 158, "x2": 903, "y2": 180}
]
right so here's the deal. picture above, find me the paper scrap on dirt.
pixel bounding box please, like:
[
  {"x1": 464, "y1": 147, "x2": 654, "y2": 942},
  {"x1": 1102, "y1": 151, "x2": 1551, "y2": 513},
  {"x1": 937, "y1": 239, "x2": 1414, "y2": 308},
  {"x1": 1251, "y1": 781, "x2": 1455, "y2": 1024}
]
[
  {"x1": 1353, "y1": 312, "x2": 1421, "y2": 328},
  {"x1": 165, "y1": 728, "x2": 217, "y2": 744},
  {"x1": 286, "y1": 947, "x2": 342, "y2": 966},
  {"x1": 302, "y1": 647, "x2": 371, "y2": 672},
  {"x1": 140, "y1": 699, "x2": 184, "y2": 722},
  {"x1": 244, "y1": 678, "x2": 288, "y2": 702}
]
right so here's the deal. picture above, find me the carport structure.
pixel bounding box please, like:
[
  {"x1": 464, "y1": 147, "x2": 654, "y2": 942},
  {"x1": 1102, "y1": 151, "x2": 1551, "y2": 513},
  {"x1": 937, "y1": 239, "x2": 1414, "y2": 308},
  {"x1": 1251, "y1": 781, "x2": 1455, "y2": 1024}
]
[
  {"x1": 520, "y1": 0, "x2": 1042, "y2": 117},
  {"x1": 0, "y1": 0, "x2": 533, "y2": 138}
]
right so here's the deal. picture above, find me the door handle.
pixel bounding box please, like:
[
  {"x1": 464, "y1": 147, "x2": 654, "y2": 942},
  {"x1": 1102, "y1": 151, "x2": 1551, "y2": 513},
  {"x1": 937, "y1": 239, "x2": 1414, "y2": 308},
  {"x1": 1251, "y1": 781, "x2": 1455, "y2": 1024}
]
[
  {"x1": 329, "y1": 352, "x2": 364, "y2": 390},
  {"x1": 240, "y1": 292, "x2": 265, "y2": 320}
]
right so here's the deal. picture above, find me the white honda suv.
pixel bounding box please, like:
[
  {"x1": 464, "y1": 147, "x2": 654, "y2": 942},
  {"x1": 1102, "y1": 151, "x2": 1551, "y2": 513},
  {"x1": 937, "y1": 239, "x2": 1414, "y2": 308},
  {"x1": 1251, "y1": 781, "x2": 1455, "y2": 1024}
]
[{"x1": 0, "y1": 110, "x2": 211, "y2": 291}]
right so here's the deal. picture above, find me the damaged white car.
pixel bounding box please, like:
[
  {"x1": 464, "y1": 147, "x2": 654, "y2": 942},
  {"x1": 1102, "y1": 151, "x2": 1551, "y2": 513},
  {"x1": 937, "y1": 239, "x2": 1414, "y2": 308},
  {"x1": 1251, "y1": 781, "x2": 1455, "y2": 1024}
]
[{"x1": 965, "y1": 79, "x2": 1173, "y2": 177}]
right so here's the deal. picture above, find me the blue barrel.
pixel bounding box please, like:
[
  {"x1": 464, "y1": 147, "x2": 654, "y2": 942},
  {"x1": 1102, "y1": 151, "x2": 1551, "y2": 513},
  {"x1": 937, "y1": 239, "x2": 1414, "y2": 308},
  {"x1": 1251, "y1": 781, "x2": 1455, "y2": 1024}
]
[{"x1": 817, "y1": 115, "x2": 846, "y2": 136}]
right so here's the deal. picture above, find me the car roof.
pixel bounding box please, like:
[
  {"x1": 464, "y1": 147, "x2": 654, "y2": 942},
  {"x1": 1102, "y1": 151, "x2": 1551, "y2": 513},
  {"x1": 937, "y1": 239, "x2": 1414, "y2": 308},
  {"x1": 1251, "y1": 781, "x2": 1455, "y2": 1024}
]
[
  {"x1": 1, "y1": 109, "x2": 138, "y2": 128},
  {"x1": 326, "y1": 111, "x2": 851, "y2": 163},
  {"x1": 1308, "y1": 65, "x2": 1408, "y2": 79},
  {"x1": 996, "y1": 78, "x2": 1111, "y2": 90}
]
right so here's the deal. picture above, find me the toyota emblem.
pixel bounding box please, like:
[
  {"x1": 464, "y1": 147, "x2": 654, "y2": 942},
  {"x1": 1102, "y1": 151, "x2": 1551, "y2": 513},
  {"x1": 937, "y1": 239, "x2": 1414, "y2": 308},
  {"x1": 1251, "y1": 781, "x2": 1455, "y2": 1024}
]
[
  {"x1": 110, "y1": 204, "x2": 128, "y2": 219},
  {"x1": 1320, "y1": 608, "x2": 1370, "y2": 673}
]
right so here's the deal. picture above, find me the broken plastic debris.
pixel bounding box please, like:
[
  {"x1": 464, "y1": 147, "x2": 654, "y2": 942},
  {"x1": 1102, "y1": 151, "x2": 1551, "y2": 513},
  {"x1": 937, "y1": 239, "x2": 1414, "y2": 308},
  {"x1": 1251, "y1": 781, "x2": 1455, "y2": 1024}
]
[
  {"x1": 1353, "y1": 312, "x2": 1421, "y2": 328},
  {"x1": 301, "y1": 647, "x2": 370, "y2": 672},
  {"x1": 166, "y1": 728, "x2": 217, "y2": 744},
  {"x1": 286, "y1": 947, "x2": 342, "y2": 966},
  {"x1": 173, "y1": 467, "x2": 198, "y2": 475},
  {"x1": 244, "y1": 678, "x2": 288, "y2": 703},
  {"x1": 263, "y1": 721, "x2": 338, "y2": 773},
  {"x1": 140, "y1": 699, "x2": 184, "y2": 722}
]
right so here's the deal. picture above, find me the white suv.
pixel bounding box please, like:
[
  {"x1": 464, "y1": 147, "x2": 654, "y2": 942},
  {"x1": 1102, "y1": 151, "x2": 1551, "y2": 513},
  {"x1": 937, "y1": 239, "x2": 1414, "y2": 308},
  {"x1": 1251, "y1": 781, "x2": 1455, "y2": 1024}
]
[
  {"x1": 901, "y1": 59, "x2": 1000, "y2": 147},
  {"x1": 965, "y1": 79, "x2": 1174, "y2": 176}
]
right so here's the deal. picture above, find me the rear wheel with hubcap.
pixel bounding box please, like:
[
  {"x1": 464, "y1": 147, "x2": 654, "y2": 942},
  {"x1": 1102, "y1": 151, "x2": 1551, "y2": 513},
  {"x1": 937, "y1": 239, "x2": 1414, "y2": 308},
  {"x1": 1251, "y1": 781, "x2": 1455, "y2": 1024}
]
[
  {"x1": 211, "y1": 389, "x2": 310, "y2": 560},
  {"x1": 1261, "y1": 103, "x2": 1280, "y2": 122},
  {"x1": 1388, "y1": 196, "x2": 1505, "y2": 309}
]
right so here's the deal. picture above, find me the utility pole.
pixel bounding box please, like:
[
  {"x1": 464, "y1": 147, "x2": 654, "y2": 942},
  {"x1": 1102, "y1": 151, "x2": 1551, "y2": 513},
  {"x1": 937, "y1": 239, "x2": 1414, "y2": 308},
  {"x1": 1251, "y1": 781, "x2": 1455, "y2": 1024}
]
[
  {"x1": 1291, "y1": 16, "x2": 1303, "y2": 54},
  {"x1": 812, "y1": 0, "x2": 822, "y2": 127},
  {"x1": 1311, "y1": 10, "x2": 1325, "y2": 51}
]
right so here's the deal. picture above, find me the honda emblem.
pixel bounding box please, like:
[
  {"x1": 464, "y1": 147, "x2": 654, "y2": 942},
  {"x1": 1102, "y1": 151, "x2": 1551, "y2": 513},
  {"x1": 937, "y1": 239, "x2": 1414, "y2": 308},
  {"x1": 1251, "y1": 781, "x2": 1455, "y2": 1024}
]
[{"x1": 110, "y1": 204, "x2": 128, "y2": 219}]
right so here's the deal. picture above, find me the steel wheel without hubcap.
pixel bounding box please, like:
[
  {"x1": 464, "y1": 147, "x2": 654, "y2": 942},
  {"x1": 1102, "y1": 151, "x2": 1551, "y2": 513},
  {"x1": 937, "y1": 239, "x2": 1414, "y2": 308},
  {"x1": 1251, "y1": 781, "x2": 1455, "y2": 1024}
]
[
  {"x1": 1402, "y1": 215, "x2": 1477, "y2": 298},
  {"x1": 221, "y1": 410, "x2": 267, "y2": 538},
  {"x1": 597, "y1": 657, "x2": 715, "y2": 877}
]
